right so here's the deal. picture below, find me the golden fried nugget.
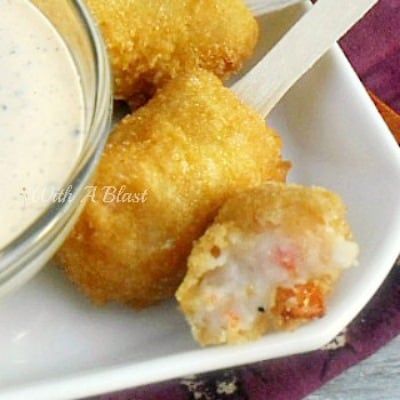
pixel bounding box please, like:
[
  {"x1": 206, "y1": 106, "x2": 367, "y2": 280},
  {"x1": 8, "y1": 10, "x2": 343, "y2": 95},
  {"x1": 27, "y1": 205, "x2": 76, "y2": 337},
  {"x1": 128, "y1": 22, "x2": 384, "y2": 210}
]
[
  {"x1": 57, "y1": 69, "x2": 289, "y2": 308},
  {"x1": 176, "y1": 183, "x2": 359, "y2": 345},
  {"x1": 86, "y1": 0, "x2": 258, "y2": 104}
]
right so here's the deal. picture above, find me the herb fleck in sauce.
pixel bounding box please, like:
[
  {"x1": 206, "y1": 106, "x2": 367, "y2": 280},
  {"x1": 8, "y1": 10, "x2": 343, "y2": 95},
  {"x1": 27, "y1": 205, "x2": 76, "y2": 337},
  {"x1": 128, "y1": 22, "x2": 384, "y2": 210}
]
[{"x1": 0, "y1": 0, "x2": 84, "y2": 248}]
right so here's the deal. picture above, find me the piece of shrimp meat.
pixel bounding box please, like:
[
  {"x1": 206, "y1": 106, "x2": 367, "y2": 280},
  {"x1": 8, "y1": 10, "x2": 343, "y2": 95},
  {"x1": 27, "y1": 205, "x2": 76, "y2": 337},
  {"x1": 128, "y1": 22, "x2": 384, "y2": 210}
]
[{"x1": 176, "y1": 183, "x2": 359, "y2": 346}]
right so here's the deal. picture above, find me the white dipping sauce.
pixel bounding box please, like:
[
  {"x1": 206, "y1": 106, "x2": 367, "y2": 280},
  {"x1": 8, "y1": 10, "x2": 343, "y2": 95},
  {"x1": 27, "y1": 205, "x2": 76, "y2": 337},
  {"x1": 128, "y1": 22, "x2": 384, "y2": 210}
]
[{"x1": 0, "y1": 0, "x2": 84, "y2": 249}]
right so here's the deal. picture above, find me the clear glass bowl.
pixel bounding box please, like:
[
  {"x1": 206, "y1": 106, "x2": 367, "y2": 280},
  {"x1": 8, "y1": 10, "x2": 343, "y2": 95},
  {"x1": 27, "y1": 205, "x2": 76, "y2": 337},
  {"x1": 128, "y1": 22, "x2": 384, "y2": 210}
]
[{"x1": 0, "y1": 0, "x2": 112, "y2": 297}]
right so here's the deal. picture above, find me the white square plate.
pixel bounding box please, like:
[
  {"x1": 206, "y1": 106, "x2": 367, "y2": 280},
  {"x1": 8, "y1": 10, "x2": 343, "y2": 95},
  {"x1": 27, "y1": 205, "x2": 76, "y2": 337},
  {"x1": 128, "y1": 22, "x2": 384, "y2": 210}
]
[{"x1": 1, "y1": 4, "x2": 400, "y2": 400}]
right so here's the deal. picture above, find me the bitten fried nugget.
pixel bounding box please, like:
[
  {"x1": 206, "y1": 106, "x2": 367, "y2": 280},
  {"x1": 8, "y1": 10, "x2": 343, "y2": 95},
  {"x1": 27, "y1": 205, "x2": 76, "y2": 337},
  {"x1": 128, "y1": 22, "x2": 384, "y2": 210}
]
[
  {"x1": 176, "y1": 183, "x2": 359, "y2": 345},
  {"x1": 56, "y1": 69, "x2": 289, "y2": 308},
  {"x1": 86, "y1": 0, "x2": 258, "y2": 104}
]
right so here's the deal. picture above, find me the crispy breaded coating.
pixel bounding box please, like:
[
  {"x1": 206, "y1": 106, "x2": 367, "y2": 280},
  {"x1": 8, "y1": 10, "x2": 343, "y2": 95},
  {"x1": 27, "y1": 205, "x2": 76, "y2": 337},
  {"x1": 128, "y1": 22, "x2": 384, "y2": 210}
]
[
  {"x1": 86, "y1": 0, "x2": 258, "y2": 104},
  {"x1": 176, "y1": 183, "x2": 359, "y2": 345},
  {"x1": 56, "y1": 70, "x2": 289, "y2": 308}
]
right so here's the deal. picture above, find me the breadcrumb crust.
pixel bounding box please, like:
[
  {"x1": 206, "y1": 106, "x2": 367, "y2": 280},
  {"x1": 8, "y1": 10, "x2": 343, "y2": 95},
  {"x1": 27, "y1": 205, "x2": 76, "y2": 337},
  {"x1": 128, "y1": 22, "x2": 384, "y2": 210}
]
[
  {"x1": 86, "y1": 0, "x2": 259, "y2": 104},
  {"x1": 177, "y1": 183, "x2": 356, "y2": 345},
  {"x1": 57, "y1": 70, "x2": 288, "y2": 308}
]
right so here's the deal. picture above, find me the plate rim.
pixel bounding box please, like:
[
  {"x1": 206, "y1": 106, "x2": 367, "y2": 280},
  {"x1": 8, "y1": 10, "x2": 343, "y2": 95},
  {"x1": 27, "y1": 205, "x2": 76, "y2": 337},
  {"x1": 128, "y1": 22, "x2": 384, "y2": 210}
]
[{"x1": 2, "y1": 24, "x2": 400, "y2": 400}]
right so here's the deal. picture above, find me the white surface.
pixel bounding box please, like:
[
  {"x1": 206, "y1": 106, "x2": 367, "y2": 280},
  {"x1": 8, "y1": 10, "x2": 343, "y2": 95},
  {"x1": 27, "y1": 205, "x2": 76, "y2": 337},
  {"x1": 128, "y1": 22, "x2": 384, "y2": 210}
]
[
  {"x1": 235, "y1": 0, "x2": 379, "y2": 117},
  {"x1": 0, "y1": 6, "x2": 400, "y2": 400},
  {"x1": 309, "y1": 336, "x2": 400, "y2": 399}
]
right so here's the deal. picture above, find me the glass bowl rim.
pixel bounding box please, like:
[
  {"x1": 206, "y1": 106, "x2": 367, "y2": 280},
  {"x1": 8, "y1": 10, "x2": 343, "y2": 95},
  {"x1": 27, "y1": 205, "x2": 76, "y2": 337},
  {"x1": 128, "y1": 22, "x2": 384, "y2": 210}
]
[{"x1": 0, "y1": 0, "x2": 113, "y2": 281}]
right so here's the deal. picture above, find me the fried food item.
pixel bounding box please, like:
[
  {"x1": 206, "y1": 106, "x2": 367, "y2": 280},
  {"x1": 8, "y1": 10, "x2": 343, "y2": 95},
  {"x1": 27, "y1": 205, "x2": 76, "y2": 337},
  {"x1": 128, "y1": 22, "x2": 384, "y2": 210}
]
[
  {"x1": 57, "y1": 69, "x2": 289, "y2": 308},
  {"x1": 86, "y1": 0, "x2": 258, "y2": 105},
  {"x1": 176, "y1": 183, "x2": 359, "y2": 345}
]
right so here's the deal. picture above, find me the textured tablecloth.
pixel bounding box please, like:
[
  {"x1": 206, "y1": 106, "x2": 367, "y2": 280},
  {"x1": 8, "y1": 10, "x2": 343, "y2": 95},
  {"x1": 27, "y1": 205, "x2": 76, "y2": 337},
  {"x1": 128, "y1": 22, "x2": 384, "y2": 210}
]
[{"x1": 98, "y1": 1, "x2": 400, "y2": 398}]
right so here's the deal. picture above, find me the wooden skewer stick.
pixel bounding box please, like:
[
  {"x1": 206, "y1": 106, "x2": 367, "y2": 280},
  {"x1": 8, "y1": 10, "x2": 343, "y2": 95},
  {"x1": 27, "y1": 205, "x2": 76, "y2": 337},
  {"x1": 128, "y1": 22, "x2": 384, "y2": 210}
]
[
  {"x1": 246, "y1": 0, "x2": 305, "y2": 16},
  {"x1": 234, "y1": 0, "x2": 379, "y2": 118}
]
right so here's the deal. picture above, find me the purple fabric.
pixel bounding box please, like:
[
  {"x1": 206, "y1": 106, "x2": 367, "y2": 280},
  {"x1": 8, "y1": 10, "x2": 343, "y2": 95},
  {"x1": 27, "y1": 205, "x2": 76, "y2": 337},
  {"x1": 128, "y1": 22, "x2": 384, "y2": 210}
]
[
  {"x1": 340, "y1": 0, "x2": 400, "y2": 112},
  {"x1": 99, "y1": 259, "x2": 400, "y2": 400},
  {"x1": 98, "y1": 1, "x2": 400, "y2": 399}
]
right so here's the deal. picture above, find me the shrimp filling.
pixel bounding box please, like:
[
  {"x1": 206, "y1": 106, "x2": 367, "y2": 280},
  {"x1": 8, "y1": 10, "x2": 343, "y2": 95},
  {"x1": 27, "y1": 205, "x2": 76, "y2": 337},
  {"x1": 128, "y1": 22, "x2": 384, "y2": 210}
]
[{"x1": 194, "y1": 228, "x2": 358, "y2": 337}]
